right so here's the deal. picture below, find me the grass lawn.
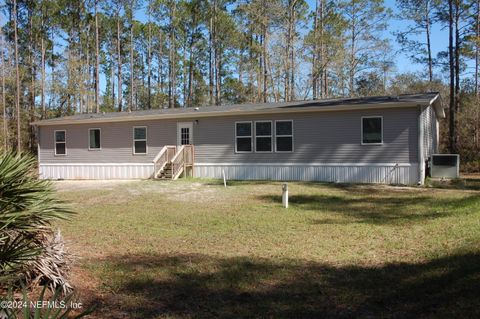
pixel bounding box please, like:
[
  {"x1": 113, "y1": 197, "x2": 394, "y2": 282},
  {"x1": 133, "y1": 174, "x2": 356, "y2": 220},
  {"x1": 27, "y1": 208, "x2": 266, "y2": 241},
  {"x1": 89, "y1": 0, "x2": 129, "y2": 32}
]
[{"x1": 55, "y1": 179, "x2": 480, "y2": 318}]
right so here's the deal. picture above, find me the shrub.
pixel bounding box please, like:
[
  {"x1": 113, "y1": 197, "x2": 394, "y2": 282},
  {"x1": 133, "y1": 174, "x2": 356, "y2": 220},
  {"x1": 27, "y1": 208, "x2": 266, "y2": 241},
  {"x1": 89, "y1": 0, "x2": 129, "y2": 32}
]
[{"x1": 0, "y1": 152, "x2": 73, "y2": 291}]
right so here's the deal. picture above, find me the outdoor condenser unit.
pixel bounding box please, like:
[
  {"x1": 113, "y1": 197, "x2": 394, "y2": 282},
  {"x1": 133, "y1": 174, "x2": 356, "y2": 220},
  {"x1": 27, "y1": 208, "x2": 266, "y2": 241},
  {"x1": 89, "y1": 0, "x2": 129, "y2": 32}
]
[{"x1": 429, "y1": 154, "x2": 460, "y2": 179}]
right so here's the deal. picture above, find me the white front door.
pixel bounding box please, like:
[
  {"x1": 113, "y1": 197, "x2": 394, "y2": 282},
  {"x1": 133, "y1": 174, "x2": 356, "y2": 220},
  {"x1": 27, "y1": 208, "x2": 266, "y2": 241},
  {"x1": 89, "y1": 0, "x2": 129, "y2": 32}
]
[{"x1": 177, "y1": 122, "x2": 194, "y2": 146}]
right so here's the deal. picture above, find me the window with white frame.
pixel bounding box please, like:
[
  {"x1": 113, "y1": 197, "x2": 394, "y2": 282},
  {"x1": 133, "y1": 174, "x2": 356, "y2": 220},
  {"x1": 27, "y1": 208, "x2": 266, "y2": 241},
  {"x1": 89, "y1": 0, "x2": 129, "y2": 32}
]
[
  {"x1": 235, "y1": 122, "x2": 252, "y2": 152},
  {"x1": 362, "y1": 117, "x2": 383, "y2": 144},
  {"x1": 89, "y1": 128, "x2": 101, "y2": 150},
  {"x1": 275, "y1": 120, "x2": 293, "y2": 152},
  {"x1": 54, "y1": 130, "x2": 66, "y2": 155},
  {"x1": 133, "y1": 127, "x2": 147, "y2": 154},
  {"x1": 255, "y1": 121, "x2": 272, "y2": 152}
]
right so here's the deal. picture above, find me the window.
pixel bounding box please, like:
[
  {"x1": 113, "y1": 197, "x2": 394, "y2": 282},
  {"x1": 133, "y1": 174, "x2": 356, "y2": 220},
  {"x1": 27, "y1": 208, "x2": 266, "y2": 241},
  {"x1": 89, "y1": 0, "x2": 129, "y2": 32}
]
[
  {"x1": 133, "y1": 127, "x2": 147, "y2": 154},
  {"x1": 362, "y1": 117, "x2": 383, "y2": 144},
  {"x1": 54, "y1": 130, "x2": 66, "y2": 155},
  {"x1": 235, "y1": 122, "x2": 252, "y2": 152},
  {"x1": 89, "y1": 128, "x2": 101, "y2": 150},
  {"x1": 255, "y1": 121, "x2": 272, "y2": 152},
  {"x1": 275, "y1": 120, "x2": 293, "y2": 152}
]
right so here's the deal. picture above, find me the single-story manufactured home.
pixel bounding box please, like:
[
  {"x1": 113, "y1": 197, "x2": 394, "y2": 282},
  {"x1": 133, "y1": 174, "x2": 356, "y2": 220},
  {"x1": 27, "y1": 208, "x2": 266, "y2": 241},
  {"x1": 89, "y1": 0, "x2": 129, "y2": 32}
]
[{"x1": 32, "y1": 93, "x2": 445, "y2": 185}]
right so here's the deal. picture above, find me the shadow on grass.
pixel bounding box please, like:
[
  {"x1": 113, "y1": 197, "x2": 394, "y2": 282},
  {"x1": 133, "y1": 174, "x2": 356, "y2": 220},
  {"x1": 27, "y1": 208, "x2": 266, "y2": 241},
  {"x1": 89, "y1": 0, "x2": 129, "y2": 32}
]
[
  {"x1": 258, "y1": 193, "x2": 480, "y2": 225},
  {"x1": 426, "y1": 178, "x2": 480, "y2": 191},
  {"x1": 88, "y1": 252, "x2": 480, "y2": 319}
]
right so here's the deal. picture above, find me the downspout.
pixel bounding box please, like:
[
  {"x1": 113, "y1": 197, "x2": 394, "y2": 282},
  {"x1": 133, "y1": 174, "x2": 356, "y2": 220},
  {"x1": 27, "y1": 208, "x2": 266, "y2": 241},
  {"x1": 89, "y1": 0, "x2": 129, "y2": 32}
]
[{"x1": 418, "y1": 106, "x2": 425, "y2": 185}]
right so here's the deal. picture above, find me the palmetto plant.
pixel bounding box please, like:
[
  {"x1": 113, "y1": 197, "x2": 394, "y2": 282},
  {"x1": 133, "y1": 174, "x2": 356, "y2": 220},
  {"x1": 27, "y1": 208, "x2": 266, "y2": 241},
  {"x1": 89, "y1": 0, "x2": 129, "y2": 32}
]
[{"x1": 0, "y1": 152, "x2": 73, "y2": 289}]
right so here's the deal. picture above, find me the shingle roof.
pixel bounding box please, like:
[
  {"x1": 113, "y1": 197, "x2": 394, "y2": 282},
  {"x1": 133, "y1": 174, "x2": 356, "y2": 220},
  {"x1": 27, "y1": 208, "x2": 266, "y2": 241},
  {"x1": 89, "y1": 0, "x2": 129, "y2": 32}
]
[{"x1": 32, "y1": 92, "x2": 442, "y2": 126}]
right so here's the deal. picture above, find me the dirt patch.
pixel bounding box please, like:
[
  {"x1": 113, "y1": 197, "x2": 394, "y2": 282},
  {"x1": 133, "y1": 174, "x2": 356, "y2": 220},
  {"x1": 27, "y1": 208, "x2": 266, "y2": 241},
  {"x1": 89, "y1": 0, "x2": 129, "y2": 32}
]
[{"x1": 52, "y1": 180, "x2": 138, "y2": 192}]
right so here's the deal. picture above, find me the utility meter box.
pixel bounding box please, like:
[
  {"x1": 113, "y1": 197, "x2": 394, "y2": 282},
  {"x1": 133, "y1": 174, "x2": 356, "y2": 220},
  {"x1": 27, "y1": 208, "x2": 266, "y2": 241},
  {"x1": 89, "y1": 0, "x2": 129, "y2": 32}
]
[{"x1": 430, "y1": 154, "x2": 460, "y2": 179}]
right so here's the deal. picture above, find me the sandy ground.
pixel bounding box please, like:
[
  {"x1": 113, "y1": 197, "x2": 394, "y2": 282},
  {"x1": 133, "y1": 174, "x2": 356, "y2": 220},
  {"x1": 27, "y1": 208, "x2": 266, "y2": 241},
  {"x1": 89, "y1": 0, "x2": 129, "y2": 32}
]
[
  {"x1": 52, "y1": 179, "x2": 222, "y2": 203},
  {"x1": 52, "y1": 179, "x2": 136, "y2": 192}
]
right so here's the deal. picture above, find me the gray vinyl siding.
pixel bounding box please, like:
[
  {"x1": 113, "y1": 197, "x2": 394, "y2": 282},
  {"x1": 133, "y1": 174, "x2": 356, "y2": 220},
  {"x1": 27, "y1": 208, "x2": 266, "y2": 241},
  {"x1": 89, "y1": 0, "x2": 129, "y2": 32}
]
[
  {"x1": 39, "y1": 119, "x2": 178, "y2": 163},
  {"x1": 421, "y1": 104, "x2": 438, "y2": 161},
  {"x1": 39, "y1": 107, "x2": 419, "y2": 164}
]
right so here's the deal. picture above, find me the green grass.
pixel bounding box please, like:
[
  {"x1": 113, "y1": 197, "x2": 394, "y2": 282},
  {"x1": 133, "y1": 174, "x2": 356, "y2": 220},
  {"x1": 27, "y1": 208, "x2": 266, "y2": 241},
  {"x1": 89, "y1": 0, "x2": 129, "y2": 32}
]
[{"x1": 55, "y1": 179, "x2": 480, "y2": 318}]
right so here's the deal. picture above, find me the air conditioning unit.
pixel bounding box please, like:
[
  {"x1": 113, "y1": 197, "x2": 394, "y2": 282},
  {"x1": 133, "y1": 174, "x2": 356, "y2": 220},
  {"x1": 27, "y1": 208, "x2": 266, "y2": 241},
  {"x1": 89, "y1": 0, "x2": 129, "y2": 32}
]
[{"x1": 429, "y1": 154, "x2": 460, "y2": 179}]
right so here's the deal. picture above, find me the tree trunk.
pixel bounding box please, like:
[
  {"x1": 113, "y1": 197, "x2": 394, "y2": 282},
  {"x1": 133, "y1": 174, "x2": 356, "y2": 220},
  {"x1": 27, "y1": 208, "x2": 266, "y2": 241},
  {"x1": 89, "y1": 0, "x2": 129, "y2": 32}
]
[
  {"x1": 454, "y1": 0, "x2": 460, "y2": 126},
  {"x1": 262, "y1": 0, "x2": 269, "y2": 103},
  {"x1": 13, "y1": 0, "x2": 21, "y2": 151},
  {"x1": 209, "y1": 10, "x2": 214, "y2": 105},
  {"x1": 157, "y1": 33, "x2": 164, "y2": 106},
  {"x1": 289, "y1": 1, "x2": 297, "y2": 101},
  {"x1": 182, "y1": 39, "x2": 187, "y2": 107},
  {"x1": 86, "y1": 24, "x2": 91, "y2": 113},
  {"x1": 425, "y1": 0, "x2": 433, "y2": 83},
  {"x1": 130, "y1": 21, "x2": 134, "y2": 112},
  {"x1": 320, "y1": 0, "x2": 327, "y2": 98},
  {"x1": 312, "y1": 0, "x2": 318, "y2": 100},
  {"x1": 187, "y1": 26, "x2": 195, "y2": 107},
  {"x1": 448, "y1": 0, "x2": 456, "y2": 153},
  {"x1": 475, "y1": 0, "x2": 480, "y2": 97},
  {"x1": 41, "y1": 37, "x2": 46, "y2": 119},
  {"x1": 168, "y1": 2, "x2": 176, "y2": 108},
  {"x1": 117, "y1": 14, "x2": 123, "y2": 112},
  {"x1": 213, "y1": 1, "x2": 220, "y2": 105},
  {"x1": 476, "y1": 0, "x2": 480, "y2": 149},
  {"x1": 147, "y1": 12, "x2": 152, "y2": 109},
  {"x1": 263, "y1": 23, "x2": 268, "y2": 103},
  {"x1": 1, "y1": 35, "x2": 6, "y2": 150},
  {"x1": 349, "y1": 2, "x2": 357, "y2": 97},
  {"x1": 284, "y1": 2, "x2": 292, "y2": 101},
  {"x1": 95, "y1": 0, "x2": 100, "y2": 113}
]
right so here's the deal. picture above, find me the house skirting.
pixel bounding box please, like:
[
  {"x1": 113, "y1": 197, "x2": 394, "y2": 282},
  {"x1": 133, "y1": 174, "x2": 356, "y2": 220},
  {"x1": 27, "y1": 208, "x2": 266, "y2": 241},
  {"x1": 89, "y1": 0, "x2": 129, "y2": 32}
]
[
  {"x1": 194, "y1": 163, "x2": 419, "y2": 185},
  {"x1": 39, "y1": 162, "x2": 419, "y2": 185},
  {"x1": 39, "y1": 163, "x2": 154, "y2": 180}
]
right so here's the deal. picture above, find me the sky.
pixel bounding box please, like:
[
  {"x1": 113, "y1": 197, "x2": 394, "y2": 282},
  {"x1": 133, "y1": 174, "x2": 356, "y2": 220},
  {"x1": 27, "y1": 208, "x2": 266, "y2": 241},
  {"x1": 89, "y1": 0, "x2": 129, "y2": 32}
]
[{"x1": 0, "y1": 0, "x2": 460, "y2": 96}]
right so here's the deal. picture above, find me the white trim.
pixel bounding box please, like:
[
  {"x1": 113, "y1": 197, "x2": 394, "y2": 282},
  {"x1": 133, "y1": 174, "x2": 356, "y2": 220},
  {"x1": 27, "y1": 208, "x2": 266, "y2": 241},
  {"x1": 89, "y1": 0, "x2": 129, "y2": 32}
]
[
  {"x1": 88, "y1": 128, "x2": 102, "y2": 151},
  {"x1": 254, "y1": 120, "x2": 273, "y2": 153},
  {"x1": 274, "y1": 120, "x2": 294, "y2": 153},
  {"x1": 194, "y1": 163, "x2": 419, "y2": 185},
  {"x1": 32, "y1": 101, "x2": 432, "y2": 126},
  {"x1": 235, "y1": 121, "x2": 253, "y2": 153},
  {"x1": 418, "y1": 106, "x2": 425, "y2": 185},
  {"x1": 133, "y1": 126, "x2": 148, "y2": 155},
  {"x1": 40, "y1": 163, "x2": 155, "y2": 166},
  {"x1": 195, "y1": 162, "x2": 413, "y2": 167},
  {"x1": 39, "y1": 162, "x2": 414, "y2": 167},
  {"x1": 177, "y1": 122, "x2": 194, "y2": 145},
  {"x1": 54, "y1": 130, "x2": 67, "y2": 156},
  {"x1": 361, "y1": 116, "x2": 383, "y2": 145}
]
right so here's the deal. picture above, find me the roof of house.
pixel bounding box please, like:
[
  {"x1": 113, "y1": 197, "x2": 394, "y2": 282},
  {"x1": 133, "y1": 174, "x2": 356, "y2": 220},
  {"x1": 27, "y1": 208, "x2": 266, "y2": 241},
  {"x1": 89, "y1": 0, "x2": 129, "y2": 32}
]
[{"x1": 32, "y1": 92, "x2": 444, "y2": 126}]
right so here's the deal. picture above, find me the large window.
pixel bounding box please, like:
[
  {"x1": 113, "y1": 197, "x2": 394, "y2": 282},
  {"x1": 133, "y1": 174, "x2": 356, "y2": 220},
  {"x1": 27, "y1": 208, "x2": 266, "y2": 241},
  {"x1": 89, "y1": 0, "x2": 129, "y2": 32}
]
[
  {"x1": 133, "y1": 126, "x2": 147, "y2": 154},
  {"x1": 235, "y1": 122, "x2": 252, "y2": 152},
  {"x1": 362, "y1": 117, "x2": 383, "y2": 144},
  {"x1": 89, "y1": 128, "x2": 101, "y2": 150},
  {"x1": 275, "y1": 120, "x2": 293, "y2": 152},
  {"x1": 255, "y1": 121, "x2": 272, "y2": 152},
  {"x1": 54, "y1": 130, "x2": 66, "y2": 155}
]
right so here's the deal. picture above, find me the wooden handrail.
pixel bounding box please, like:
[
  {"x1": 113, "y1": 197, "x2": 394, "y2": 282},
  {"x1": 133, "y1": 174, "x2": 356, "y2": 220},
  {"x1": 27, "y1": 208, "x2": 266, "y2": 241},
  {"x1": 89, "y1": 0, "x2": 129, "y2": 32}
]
[
  {"x1": 153, "y1": 144, "x2": 194, "y2": 180},
  {"x1": 171, "y1": 146, "x2": 185, "y2": 180},
  {"x1": 153, "y1": 145, "x2": 176, "y2": 178},
  {"x1": 153, "y1": 146, "x2": 168, "y2": 164}
]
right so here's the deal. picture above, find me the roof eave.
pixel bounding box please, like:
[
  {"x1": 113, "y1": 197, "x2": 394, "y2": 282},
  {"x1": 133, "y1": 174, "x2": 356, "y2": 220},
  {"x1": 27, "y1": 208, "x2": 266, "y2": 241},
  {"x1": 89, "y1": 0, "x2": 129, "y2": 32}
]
[
  {"x1": 429, "y1": 93, "x2": 446, "y2": 118},
  {"x1": 31, "y1": 101, "x2": 427, "y2": 126}
]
